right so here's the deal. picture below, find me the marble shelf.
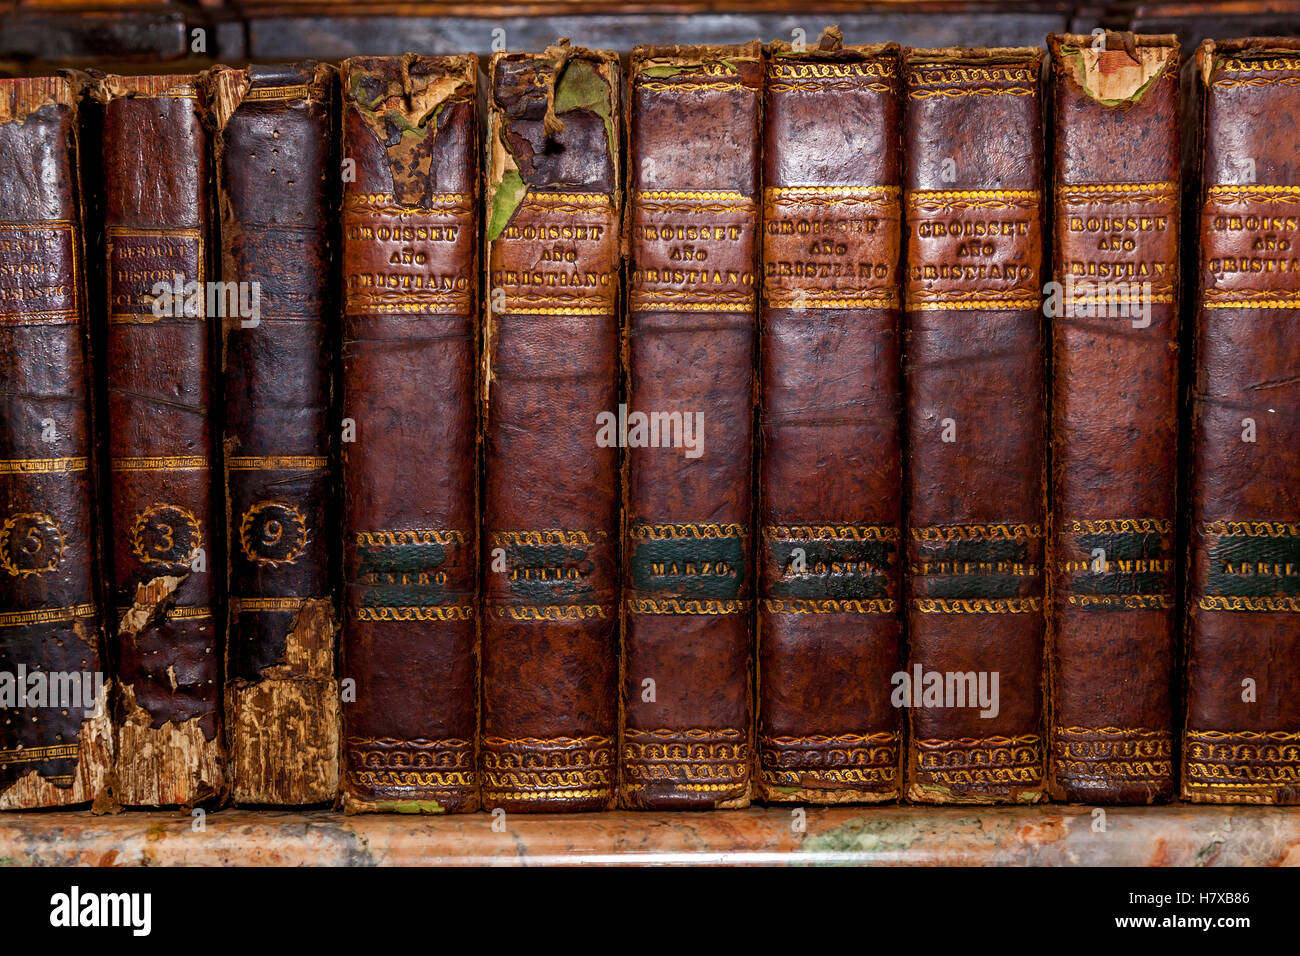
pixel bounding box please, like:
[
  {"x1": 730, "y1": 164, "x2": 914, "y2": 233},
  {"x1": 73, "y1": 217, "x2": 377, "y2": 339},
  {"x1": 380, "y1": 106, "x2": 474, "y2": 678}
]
[{"x1": 1, "y1": 803, "x2": 1298, "y2": 866}]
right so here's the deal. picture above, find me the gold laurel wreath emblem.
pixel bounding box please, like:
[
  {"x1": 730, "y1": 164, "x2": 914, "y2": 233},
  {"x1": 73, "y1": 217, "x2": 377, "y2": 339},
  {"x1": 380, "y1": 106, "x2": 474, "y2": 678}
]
[
  {"x1": 129, "y1": 502, "x2": 203, "y2": 567},
  {"x1": 239, "y1": 500, "x2": 308, "y2": 567},
  {"x1": 0, "y1": 511, "x2": 64, "y2": 577}
]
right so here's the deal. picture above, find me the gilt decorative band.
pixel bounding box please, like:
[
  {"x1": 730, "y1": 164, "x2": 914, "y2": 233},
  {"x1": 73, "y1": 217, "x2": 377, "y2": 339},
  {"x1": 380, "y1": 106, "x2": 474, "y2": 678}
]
[
  {"x1": 762, "y1": 598, "x2": 896, "y2": 614},
  {"x1": 112, "y1": 455, "x2": 207, "y2": 472},
  {"x1": 1185, "y1": 729, "x2": 1300, "y2": 802},
  {"x1": 0, "y1": 457, "x2": 88, "y2": 474},
  {"x1": 627, "y1": 598, "x2": 747, "y2": 615},
  {"x1": 1052, "y1": 726, "x2": 1174, "y2": 786},
  {"x1": 636, "y1": 80, "x2": 746, "y2": 94},
  {"x1": 243, "y1": 83, "x2": 316, "y2": 102},
  {"x1": 344, "y1": 736, "x2": 475, "y2": 794},
  {"x1": 0, "y1": 742, "x2": 79, "y2": 766},
  {"x1": 227, "y1": 455, "x2": 328, "y2": 470},
  {"x1": 912, "y1": 734, "x2": 1044, "y2": 787},
  {"x1": 911, "y1": 523, "x2": 1043, "y2": 540},
  {"x1": 760, "y1": 731, "x2": 900, "y2": 788},
  {"x1": 622, "y1": 727, "x2": 750, "y2": 794},
  {"x1": 236, "y1": 596, "x2": 315, "y2": 613},
  {"x1": 488, "y1": 605, "x2": 607, "y2": 621},
  {"x1": 0, "y1": 603, "x2": 96, "y2": 628},
  {"x1": 630, "y1": 523, "x2": 747, "y2": 539},
  {"x1": 481, "y1": 735, "x2": 614, "y2": 803}
]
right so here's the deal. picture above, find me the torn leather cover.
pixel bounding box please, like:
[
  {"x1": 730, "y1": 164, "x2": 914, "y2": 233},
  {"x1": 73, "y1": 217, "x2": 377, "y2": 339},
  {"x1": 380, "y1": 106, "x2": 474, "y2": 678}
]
[
  {"x1": 339, "y1": 54, "x2": 479, "y2": 814},
  {"x1": 210, "y1": 62, "x2": 340, "y2": 805},
  {"x1": 902, "y1": 48, "x2": 1047, "y2": 804},
  {"x1": 1047, "y1": 33, "x2": 1179, "y2": 805},
  {"x1": 481, "y1": 45, "x2": 621, "y2": 812},
  {"x1": 0, "y1": 75, "x2": 114, "y2": 810},
  {"x1": 96, "y1": 73, "x2": 226, "y2": 808},
  {"x1": 758, "y1": 37, "x2": 905, "y2": 803},
  {"x1": 1184, "y1": 38, "x2": 1300, "y2": 804},
  {"x1": 621, "y1": 42, "x2": 763, "y2": 810}
]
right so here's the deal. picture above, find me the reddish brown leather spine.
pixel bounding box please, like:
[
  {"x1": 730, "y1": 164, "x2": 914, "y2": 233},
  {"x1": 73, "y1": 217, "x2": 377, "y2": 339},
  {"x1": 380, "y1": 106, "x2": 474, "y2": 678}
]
[
  {"x1": 210, "y1": 63, "x2": 340, "y2": 805},
  {"x1": 758, "y1": 40, "x2": 904, "y2": 803},
  {"x1": 96, "y1": 73, "x2": 225, "y2": 807},
  {"x1": 1046, "y1": 34, "x2": 1179, "y2": 804},
  {"x1": 1184, "y1": 38, "x2": 1300, "y2": 804},
  {"x1": 902, "y1": 48, "x2": 1047, "y2": 804},
  {"x1": 482, "y1": 48, "x2": 620, "y2": 812},
  {"x1": 621, "y1": 42, "x2": 762, "y2": 810},
  {"x1": 338, "y1": 54, "x2": 479, "y2": 814},
  {"x1": 0, "y1": 76, "x2": 113, "y2": 810}
]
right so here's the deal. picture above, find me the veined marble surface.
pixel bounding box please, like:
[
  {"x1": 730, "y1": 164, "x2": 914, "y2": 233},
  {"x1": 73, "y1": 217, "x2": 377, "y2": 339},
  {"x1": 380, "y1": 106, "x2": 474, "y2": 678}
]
[{"x1": 1, "y1": 804, "x2": 1298, "y2": 865}]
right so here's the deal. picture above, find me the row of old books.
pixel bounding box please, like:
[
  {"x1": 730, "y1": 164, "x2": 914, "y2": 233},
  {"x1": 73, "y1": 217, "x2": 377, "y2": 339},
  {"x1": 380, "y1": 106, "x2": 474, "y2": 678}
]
[{"x1": 0, "y1": 31, "x2": 1295, "y2": 812}]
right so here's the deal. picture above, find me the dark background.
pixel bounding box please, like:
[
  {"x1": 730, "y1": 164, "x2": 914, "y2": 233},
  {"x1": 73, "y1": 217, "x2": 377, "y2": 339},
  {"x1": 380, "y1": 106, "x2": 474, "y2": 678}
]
[{"x1": 4, "y1": 1, "x2": 1300, "y2": 70}]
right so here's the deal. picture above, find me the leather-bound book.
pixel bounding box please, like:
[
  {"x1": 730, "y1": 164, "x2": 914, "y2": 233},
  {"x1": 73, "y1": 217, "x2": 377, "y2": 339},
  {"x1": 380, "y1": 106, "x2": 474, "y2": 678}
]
[
  {"x1": 622, "y1": 42, "x2": 762, "y2": 810},
  {"x1": 758, "y1": 34, "x2": 905, "y2": 803},
  {"x1": 482, "y1": 46, "x2": 620, "y2": 812},
  {"x1": 339, "y1": 54, "x2": 479, "y2": 814},
  {"x1": 1184, "y1": 38, "x2": 1300, "y2": 805},
  {"x1": 96, "y1": 73, "x2": 225, "y2": 807},
  {"x1": 0, "y1": 76, "x2": 113, "y2": 810},
  {"x1": 1046, "y1": 33, "x2": 1180, "y2": 805},
  {"x1": 902, "y1": 48, "x2": 1047, "y2": 804},
  {"x1": 210, "y1": 63, "x2": 340, "y2": 805}
]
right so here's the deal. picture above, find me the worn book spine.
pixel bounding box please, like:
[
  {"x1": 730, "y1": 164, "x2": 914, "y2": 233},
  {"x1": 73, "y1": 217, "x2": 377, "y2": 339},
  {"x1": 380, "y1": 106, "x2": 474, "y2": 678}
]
[
  {"x1": 338, "y1": 54, "x2": 479, "y2": 814},
  {"x1": 902, "y1": 48, "x2": 1047, "y2": 804},
  {"x1": 621, "y1": 42, "x2": 762, "y2": 810},
  {"x1": 210, "y1": 63, "x2": 340, "y2": 805},
  {"x1": 482, "y1": 47, "x2": 621, "y2": 812},
  {"x1": 96, "y1": 73, "x2": 225, "y2": 807},
  {"x1": 757, "y1": 38, "x2": 904, "y2": 803},
  {"x1": 0, "y1": 76, "x2": 113, "y2": 810},
  {"x1": 1046, "y1": 33, "x2": 1180, "y2": 804},
  {"x1": 1184, "y1": 38, "x2": 1300, "y2": 804}
]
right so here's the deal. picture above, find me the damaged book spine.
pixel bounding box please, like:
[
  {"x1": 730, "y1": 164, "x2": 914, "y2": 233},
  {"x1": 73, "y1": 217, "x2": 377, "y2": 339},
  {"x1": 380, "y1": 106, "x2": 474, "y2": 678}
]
[
  {"x1": 481, "y1": 46, "x2": 622, "y2": 812},
  {"x1": 902, "y1": 48, "x2": 1047, "y2": 804},
  {"x1": 0, "y1": 76, "x2": 114, "y2": 810},
  {"x1": 210, "y1": 63, "x2": 340, "y2": 805},
  {"x1": 621, "y1": 42, "x2": 763, "y2": 810},
  {"x1": 96, "y1": 73, "x2": 226, "y2": 807},
  {"x1": 757, "y1": 37, "x2": 905, "y2": 803},
  {"x1": 339, "y1": 55, "x2": 480, "y2": 813},
  {"x1": 1046, "y1": 33, "x2": 1179, "y2": 804},
  {"x1": 1184, "y1": 39, "x2": 1300, "y2": 804}
]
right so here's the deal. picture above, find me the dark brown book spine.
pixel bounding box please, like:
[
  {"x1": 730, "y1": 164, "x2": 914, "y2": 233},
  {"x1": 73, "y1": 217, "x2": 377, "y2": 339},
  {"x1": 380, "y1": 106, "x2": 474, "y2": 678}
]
[
  {"x1": 97, "y1": 73, "x2": 225, "y2": 807},
  {"x1": 757, "y1": 39, "x2": 905, "y2": 803},
  {"x1": 481, "y1": 47, "x2": 621, "y2": 812},
  {"x1": 210, "y1": 63, "x2": 340, "y2": 805},
  {"x1": 1184, "y1": 39, "x2": 1300, "y2": 804},
  {"x1": 338, "y1": 54, "x2": 480, "y2": 814},
  {"x1": 0, "y1": 76, "x2": 113, "y2": 810},
  {"x1": 1046, "y1": 33, "x2": 1180, "y2": 804},
  {"x1": 621, "y1": 42, "x2": 762, "y2": 810},
  {"x1": 902, "y1": 48, "x2": 1047, "y2": 804}
]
